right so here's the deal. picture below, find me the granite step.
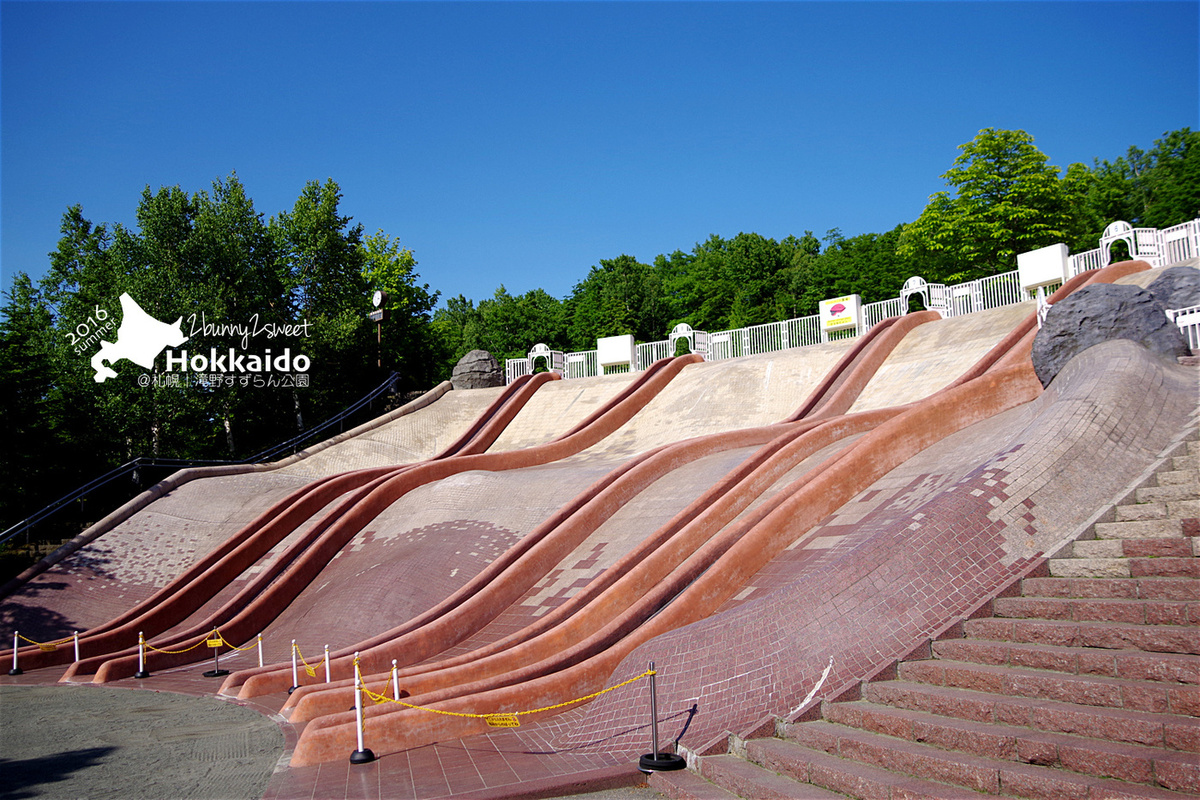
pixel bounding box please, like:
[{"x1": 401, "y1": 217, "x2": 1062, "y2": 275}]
[
  {"x1": 1115, "y1": 503, "x2": 1168, "y2": 522},
  {"x1": 1128, "y1": 557, "x2": 1199, "y2": 579},
  {"x1": 861, "y1": 680, "x2": 1198, "y2": 752},
  {"x1": 930, "y1": 639, "x2": 1200, "y2": 685},
  {"x1": 1020, "y1": 576, "x2": 1199, "y2": 601},
  {"x1": 1050, "y1": 558, "x2": 1132, "y2": 579},
  {"x1": 743, "y1": 736, "x2": 977, "y2": 799},
  {"x1": 1050, "y1": 557, "x2": 1198, "y2": 580},
  {"x1": 991, "y1": 595, "x2": 1199, "y2": 626},
  {"x1": 1093, "y1": 520, "x2": 1183, "y2": 540},
  {"x1": 1154, "y1": 469, "x2": 1196, "y2": 487},
  {"x1": 692, "y1": 752, "x2": 846, "y2": 799},
  {"x1": 1136, "y1": 485, "x2": 1197, "y2": 504},
  {"x1": 648, "y1": 761, "x2": 753, "y2": 800},
  {"x1": 785, "y1": 719, "x2": 1195, "y2": 799},
  {"x1": 897, "y1": 659, "x2": 1199, "y2": 716},
  {"x1": 961, "y1": 617, "x2": 1200, "y2": 655},
  {"x1": 1072, "y1": 538, "x2": 1196, "y2": 559},
  {"x1": 818, "y1": 701, "x2": 1200, "y2": 793}
]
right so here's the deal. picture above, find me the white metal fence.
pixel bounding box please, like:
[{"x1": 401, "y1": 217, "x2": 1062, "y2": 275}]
[
  {"x1": 504, "y1": 218, "x2": 1200, "y2": 383},
  {"x1": 1068, "y1": 220, "x2": 1200, "y2": 278},
  {"x1": 1168, "y1": 305, "x2": 1200, "y2": 351},
  {"x1": 507, "y1": 268, "x2": 1035, "y2": 382}
]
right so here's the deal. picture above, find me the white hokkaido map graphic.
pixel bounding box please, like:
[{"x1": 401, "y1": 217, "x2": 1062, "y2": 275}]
[{"x1": 91, "y1": 293, "x2": 188, "y2": 382}]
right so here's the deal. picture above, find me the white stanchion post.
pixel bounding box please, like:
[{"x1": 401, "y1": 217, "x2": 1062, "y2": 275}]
[
  {"x1": 391, "y1": 659, "x2": 399, "y2": 701},
  {"x1": 649, "y1": 661, "x2": 659, "y2": 756},
  {"x1": 257, "y1": 634, "x2": 263, "y2": 668},
  {"x1": 74, "y1": 632, "x2": 80, "y2": 663},
  {"x1": 8, "y1": 631, "x2": 21, "y2": 675},
  {"x1": 638, "y1": 661, "x2": 684, "y2": 773},
  {"x1": 324, "y1": 644, "x2": 331, "y2": 683},
  {"x1": 288, "y1": 639, "x2": 298, "y2": 694},
  {"x1": 349, "y1": 652, "x2": 375, "y2": 764},
  {"x1": 134, "y1": 632, "x2": 149, "y2": 679}
]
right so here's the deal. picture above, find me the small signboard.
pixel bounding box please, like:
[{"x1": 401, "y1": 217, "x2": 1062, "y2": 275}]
[
  {"x1": 819, "y1": 294, "x2": 861, "y2": 332},
  {"x1": 597, "y1": 334, "x2": 635, "y2": 368}
]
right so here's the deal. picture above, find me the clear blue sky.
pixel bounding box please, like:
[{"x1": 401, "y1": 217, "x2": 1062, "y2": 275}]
[{"x1": 3, "y1": 1, "x2": 1197, "y2": 307}]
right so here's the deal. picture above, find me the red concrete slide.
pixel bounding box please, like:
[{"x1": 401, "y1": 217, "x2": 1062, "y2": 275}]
[
  {"x1": 220, "y1": 311, "x2": 936, "y2": 702},
  {"x1": 64, "y1": 355, "x2": 700, "y2": 682},
  {"x1": 9, "y1": 370, "x2": 552, "y2": 674},
  {"x1": 280, "y1": 263, "x2": 1151, "y2": 765}
]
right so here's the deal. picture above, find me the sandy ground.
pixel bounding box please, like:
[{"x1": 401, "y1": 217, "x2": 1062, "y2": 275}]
[{"x1": 0, "y1": 685, "x2": 284, "y2": 800}]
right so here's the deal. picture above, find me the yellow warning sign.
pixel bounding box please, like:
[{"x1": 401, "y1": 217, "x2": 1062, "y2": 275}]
[{"x1": 484, "y1": 714, "x2": 520, "y2": 728}]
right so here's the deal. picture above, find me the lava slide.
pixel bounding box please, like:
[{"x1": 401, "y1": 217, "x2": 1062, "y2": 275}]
[
  {"x1": 57, "y1": 355, "x2": 700, "y2": 682},
  {"x1": 278, "y1": 263, "x2": 1149, "y2": 764},
  {"x1": 7, "y1": 370, "x2": 553, "y2": 674}
]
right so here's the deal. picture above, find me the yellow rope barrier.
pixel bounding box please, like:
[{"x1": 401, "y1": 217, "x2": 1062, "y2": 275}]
[
  {"x1": 212, "y1": 632, "x2": 257, "y2": 652},
  {"x1": 143, "y1": 628, "x2": 252, "y2": 655},
  {"x1": 358, "y1": 665, "x2": 655, "y2": 728},
  {"x1": 17, "y1": 632, "x2": 74, "y2": 652},
  {"x1": 293, "y1": 642, "x2": 326, "y2": 677}
]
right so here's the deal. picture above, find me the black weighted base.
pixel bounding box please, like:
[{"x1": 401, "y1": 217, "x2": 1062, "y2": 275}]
[
  {"x1": 8, "y1": 668, "x2": 22, "y2": 676},
  {"x1": 350, "y1": 748, "x2": 376, "y2": 765},
  {"x1": 203, "y1": 669, "x2": 230, "y2": 678},
  {"x1": 638, "y1": 752, "x2": 686, "y2": 773},
  {"x1": 134, "y1": 670, "x2": 150, "y2": 679},
  {"x1": 288, "y1": 685, "x2": 297, "y2": 694}
]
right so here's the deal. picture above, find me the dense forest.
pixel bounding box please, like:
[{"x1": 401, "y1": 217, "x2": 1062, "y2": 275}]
[{"x1": 1, "y1": 127, "x2": 1197, "y2": 541}]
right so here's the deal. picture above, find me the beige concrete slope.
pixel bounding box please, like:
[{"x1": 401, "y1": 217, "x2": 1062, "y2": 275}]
[
  {"x1": 486, "y1": 373, "x2": 634, "y2": 453},
  {"x1": 568, "y1": 340, "x2": 857, "y2": 463},
  {"x1": 0, "y1": 471, "x2": 309, "y2": 638},
  {"x1": 848, "y1": 302, "x2": 1034, "y2": 412},
  {"x1": 277, "y1": 386, "x2": 506, "y2": 478}
]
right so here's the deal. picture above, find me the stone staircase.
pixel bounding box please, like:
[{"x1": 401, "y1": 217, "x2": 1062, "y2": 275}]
[{"x1": 652, "y1": 433, "x2": 1198, "y2": 799}]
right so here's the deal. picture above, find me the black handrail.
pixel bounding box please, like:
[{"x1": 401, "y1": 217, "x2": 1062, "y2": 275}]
[{"x1": 0, "y1": 372, "x2": 400, "y2": 549}]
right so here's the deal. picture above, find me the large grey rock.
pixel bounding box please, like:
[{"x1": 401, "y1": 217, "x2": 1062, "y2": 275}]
[
  {"x1": 451, "y1": 349, "x2": 504, "y2": 390},
  {"x1": 1147, "y1": 265, "x2": 1200, "y2": 310},
  {"x1": 1032, "y1": 283, "x2": 1190, "y2": 387}
]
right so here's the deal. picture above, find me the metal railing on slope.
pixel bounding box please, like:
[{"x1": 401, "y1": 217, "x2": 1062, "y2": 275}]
[{"x1": 0, "y1": 372, "x2": 401, "y2": 549}]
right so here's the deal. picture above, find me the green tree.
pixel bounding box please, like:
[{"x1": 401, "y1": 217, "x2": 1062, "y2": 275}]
[
  {"x1": 0, "y1": 275, "x2": 59, "y2": 530},
  {"x1": 467, "y1": 286, "x2": 566, "y2": 362},
  {"x1": 899, "y1": 128, "x2": 1071, "y2": 281},
  {"x1": 361, "y1": 230, "x2": 440, "y2": 390},
  {"x1": 566, "y1": 254, "x2": 666, "y2": 348}
]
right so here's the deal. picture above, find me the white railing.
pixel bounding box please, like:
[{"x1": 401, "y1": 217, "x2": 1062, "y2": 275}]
[
  {"x1": 564, "y1": 350, "x2": 598, "y2": 380},
  {"x1": 1068, "y1": 219, "x2": 1200, "y2": 278},
  {"x1": 636, "y1": 340, "x2": 672, "y2": 371},
  {"x1": 1168, "y1": 305, "x2": 1200, "y2": 351},
  {"x1": 504, "y1": 268, "x2": 1034, "y2": 382},
  {"x1": 502, "y1": 219, "x2": 1200, "y2": 383},
  {"x1": 863, "y1": 297, "x2": 904, "y2": 329},
  {"x1": 1163, "y1": 220, "x2": 1200, "y2": 265},
  {"x1": 506, "y1": 358, "x2": 533, "y2": 384}
]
